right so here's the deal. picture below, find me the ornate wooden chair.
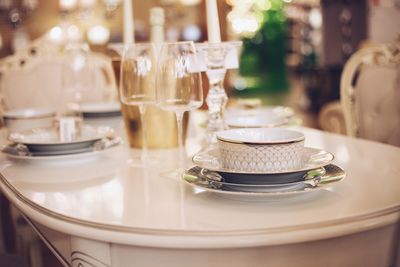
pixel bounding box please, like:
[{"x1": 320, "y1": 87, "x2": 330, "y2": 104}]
[
  {"x1": 318, "y1": 100, "x2": 346, "y2": 135},
  {"x1": 340, "y1": 39, "x2": 400, "y2": 146},
  {"x1": 0, "y1": 37, "x2": 116, "y2": 115}
]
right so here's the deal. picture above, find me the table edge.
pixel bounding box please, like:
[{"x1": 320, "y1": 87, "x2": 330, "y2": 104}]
[{"x1": 1, "y1": 172, "x2": 400, "y2": 248}]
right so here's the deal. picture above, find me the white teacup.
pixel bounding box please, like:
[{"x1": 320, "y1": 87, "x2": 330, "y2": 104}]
[
  {"x1": 216, "y1": 128, "x2": 305, "y2": 172},
  {"x1": 2, "y1": 108, "x2": 56, "y2": 134}
]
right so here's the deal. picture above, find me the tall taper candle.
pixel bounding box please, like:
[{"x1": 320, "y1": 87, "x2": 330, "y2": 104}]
[
  {"x1": 123, "y1": 0, "x2": 134, "y2": 44},
  {"x1": 205, "y1": 0, "x2": 221, "y2": 43},
  {"x1": 150, "y1": 7, "x2": 165, "y2": 44}
]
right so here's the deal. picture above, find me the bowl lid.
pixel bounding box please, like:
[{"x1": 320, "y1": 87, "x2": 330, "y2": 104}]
[{"x1": 216, "y1": 128, "x2": 305, "y2": 144}]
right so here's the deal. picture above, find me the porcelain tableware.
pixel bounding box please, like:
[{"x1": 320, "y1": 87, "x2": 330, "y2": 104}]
[
  {"x1": 1, "y1": 136, "x2": 121, "y2": 160},
  {"x1": 183, "y1": 164, "x2": 345, "y2": 200},
  {"x1": 216, "y1": 128, "x2": 305, "y2": 172},
  {"x1": 74, "y1": 102, "x2": 121, "y2": 118},
  {"x1": 8, "y1": 125, "x2": 114, "y2": 154},
  {"x1": 192, "y1": 147, "x2": 334, "y2": 184},
  {"x1": 196, "y1": 166, "x2": 326, "y2": 192},
  {"x1": 2, "y1": 108, "x2": 56, "y2": 133}
]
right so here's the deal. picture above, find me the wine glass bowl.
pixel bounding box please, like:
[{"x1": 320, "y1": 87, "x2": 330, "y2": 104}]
[
  {"x1": 120, "y1": 44, "x2": 156, "y2": 106},
  {"x1": 120, "y1": 43, "x2": 157, "y2": 165},
  {"x1": 156, "y1": 44, "x2": 203, "y2": 113},
  {"x1": 62, "y1": 42, "x2": 94, "y2": 117},
  {"x1": 156, "y1": 41, "x2": 203, "y2": 175}
]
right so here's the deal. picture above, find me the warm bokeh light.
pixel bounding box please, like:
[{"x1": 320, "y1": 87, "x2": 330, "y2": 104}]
[
  {"x1": 255, "y1": 0, "x2": 272, "y2": 11},
  {"x1": 47, "y1": 23, "x2": 83, "y2": 44},
  {"x1": 182, "y1": 24, "x2": 202, "y2": 41},
  {"x1": 309, "y1": 8, "x2": 322, "y2": 29},
  {"x1": 227, "y1": 1, "x2": 266, "y2": 38},
  {"x1": 79, "y1": 0, "x2": 98, "y2": 9},
  {"x1": 48, "y1": 26, "x2": 64, "y2": 44},
  {"x1": 87, "y1": 25, "x2": 111, "y2": 45},
  {"x1": 102, "y1": 0, "x2": 121, "y2": 5},
  {"x1": 59, "y1": 0, "x2": 78, "y2": 11},
  {"x1": 231, "y1": 16, "x2": 259, "y2": 35}
]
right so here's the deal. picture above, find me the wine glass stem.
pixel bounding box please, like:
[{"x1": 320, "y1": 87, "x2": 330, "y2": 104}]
[
  {"x1": 175, "y1": 111, "x2": 185, "y2": 169},
  {"x1": 139, "y1": 104, "x2": 148, "y2": 162}
]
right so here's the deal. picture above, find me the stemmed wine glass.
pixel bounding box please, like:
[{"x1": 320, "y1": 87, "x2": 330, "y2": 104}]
[
  {"x1": 120, "y1": 43, "x2": 157, "y2": 165},
  {"x1": 62, "y1": 42, "x2": 94, "y2": 118},
  {"x1": 156, "y1": 41, "x2": 203, "y2": 176}
]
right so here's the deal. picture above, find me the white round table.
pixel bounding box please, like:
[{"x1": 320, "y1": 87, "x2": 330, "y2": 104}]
[{"x1": 0, "y1": 122, "x2": 399, "y2": 267}]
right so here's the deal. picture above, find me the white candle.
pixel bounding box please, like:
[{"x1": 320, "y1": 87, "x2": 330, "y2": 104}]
[
  {"x1": 123, "y1": 0, "x2": 135, "y2": 44},
  {"x1": 205, "y1": 0, "x2": 221, "y2": 43}
]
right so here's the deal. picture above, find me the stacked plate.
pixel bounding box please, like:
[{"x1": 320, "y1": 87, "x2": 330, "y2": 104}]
[
  {"x1": 183, "y1": 128, "x2": 345, "y2": 200},
  {"x1": 2, "y1": 124, "x2": 121, "y2": 160},
  {"x1": 224, "y1": 106, "x2": 294, "y2": 128},
  {"x1": 72, "y1": 102, "x2": 121, "y2": 118},
  {"x1": 2, "y1": 108, "x2": 56, "y2": 133}
]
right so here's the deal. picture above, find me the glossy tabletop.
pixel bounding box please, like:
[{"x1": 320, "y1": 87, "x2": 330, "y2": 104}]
[{"x1": 1, "y1": 115, "x2": 400, "y2": 249}]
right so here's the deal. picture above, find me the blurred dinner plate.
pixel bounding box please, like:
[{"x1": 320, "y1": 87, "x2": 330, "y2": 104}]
[
  {"x1": 2, "y1": 108, "x2": 56, "y2": 133},
  {"x1": 183, "y1": 164, "x2": 345, "y2": 200},
  {"x1": 196, "y1": 166, "x2": 325, "y2": 192},
  {"x1": 76, "y1": 102, "x2": 121, "y2": 118},
  {"x1": 192, "y1": 147, "x2": 334, "y2": 184},
  {"x1": 2, "y1": 142, "x2": 119, "y2": 161},
  {"x1": 225, "y1": 106, "x2": 294, "y2": 118},
  {"x1": 8, "y1": 125, "x2": 114, "y2": 154},
  {"x1": 225, "y1": 115, "x2": 289, "y2": 128}
]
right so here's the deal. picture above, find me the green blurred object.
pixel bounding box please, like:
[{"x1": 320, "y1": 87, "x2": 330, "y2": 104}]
[{"x1": 236, "y1": 0, "x2": 289, "y2": 95}]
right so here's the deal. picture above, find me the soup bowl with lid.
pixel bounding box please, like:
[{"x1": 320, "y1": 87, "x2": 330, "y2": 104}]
[{"x1": 216, "y1": 128, "x2": 305, "y2": 173}]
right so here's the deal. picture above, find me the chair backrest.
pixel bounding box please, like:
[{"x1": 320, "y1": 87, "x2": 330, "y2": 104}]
[
  {"x1": 318, "y1": 100, "x2": 347, "y2": 135},
  {"x1": 0, "y1": 37, "x2": 117, "y2": 115},
  {"x1": 340, "y1": 40, "x2": 400, "y2": 146}
]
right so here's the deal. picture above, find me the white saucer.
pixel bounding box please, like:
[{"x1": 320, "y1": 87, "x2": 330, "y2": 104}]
[
  {"x1": 8, "y1": 125, "x2": 115, "y2": 154},
  {"x1": 2, "y1": 137, "x2": 121, "y2": 161},
  {"x1": 183, "y1": 164, "x2": 345, "y2": 201},
  {"x1": 195, "y1": 166, "x2": 326, "y2": 192},
  {"x1": 192, "y1": 147, "x2": 334, "y2": 175}
]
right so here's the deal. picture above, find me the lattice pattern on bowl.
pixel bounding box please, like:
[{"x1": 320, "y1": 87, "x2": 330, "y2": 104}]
[{"x1": 218, "y1": 140, "x2": 304, "y2": 172}]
